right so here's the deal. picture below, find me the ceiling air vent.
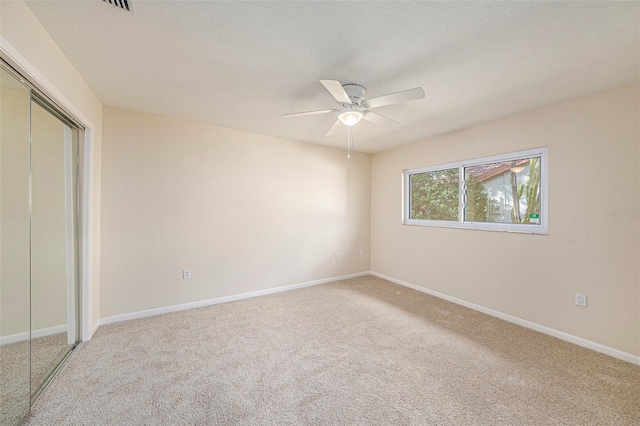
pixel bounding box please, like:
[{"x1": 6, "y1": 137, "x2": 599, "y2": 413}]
[{"x1": 102, "y1": 0, "x2": 132, "y2": 12}]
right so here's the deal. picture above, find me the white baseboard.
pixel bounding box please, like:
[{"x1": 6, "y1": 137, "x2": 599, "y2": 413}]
[
  {"x1": 0, "y1": 325, "x2": 68, "y2": 346},
  {"x1": 99, "y1": 271, "x2": 370, "y2": 327},
  {"x1": 370, "y1": 271, "x2": 640, "y2": 367}
]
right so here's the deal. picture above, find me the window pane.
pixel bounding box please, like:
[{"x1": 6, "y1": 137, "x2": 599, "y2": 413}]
[
  {"x1": 464, "y1": 157, "x2": 541, "y2": 224},
  {"x1": 410, "y1": 168, "x2": 459, "y2": 221}
]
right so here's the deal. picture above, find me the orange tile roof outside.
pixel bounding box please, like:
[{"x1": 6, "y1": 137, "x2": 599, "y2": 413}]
[{"x1": 468, "y1": 159, "x2": 530, "y2": 182}]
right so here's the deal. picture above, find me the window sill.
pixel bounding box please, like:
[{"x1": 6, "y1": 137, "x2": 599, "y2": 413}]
[{"x1": 402, "y1": 219, "x2": 548, "y2": 235}]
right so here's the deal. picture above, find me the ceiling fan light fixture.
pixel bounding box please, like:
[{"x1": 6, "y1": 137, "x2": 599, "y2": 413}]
[{"x1": 338, "y1": 108, "x2": 363, "y2": 126}]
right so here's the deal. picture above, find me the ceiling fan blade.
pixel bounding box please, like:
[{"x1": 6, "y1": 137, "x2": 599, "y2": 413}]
[
  {"x1": 365, "y1": 87, "x2": 425, "y2": 109},
  {"x1": 325, "y1": 118, "x2": 342, "y2": 136},
  {"x1": 282, "y1": 109, "x2": 335, "y2": 118},
  {"x1": 363, "y1": 110, "x2": 398, "y2": 125},
  {"x1": 320, "y1": 80, "x2": 351, "y2": 104}
]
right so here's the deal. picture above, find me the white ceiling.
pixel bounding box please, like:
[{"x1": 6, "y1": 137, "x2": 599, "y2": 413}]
[{"x1": 26, "y1": 1, "x2": 640, "y2": 153}]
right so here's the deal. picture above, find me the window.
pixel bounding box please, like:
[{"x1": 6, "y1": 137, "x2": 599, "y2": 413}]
[{"x1": 404, "y1": 148, "x2": 547, "y2": 234}]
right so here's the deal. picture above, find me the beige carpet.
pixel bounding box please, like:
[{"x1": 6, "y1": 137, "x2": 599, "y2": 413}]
[
  {"x1": 0, "y1": 340, "x2": 29, "y2": 426},
  {"x1": 26, "y1": 276, "x2": 640, "y2": 425}
]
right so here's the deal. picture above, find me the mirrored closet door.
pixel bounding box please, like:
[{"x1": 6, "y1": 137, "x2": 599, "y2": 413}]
[{"x1": 0, "y1": 62, "x2": 82, "y2": 426}]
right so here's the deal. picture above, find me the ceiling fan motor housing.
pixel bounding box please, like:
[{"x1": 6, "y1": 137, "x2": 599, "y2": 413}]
[{"x1": 342, "y1": 84, "x2": 366, "y2": 106}]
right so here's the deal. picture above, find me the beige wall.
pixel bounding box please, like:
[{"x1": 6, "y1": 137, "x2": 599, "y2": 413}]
[
  {"x1": 371, "y1": 83, "x2": 640, "y2": 357},
  {"x1": 101, "y1": 107, "x2": 371, "y2": 317},
  {"x1": 1, "y1": 0, "x2": 103, "y2": 331}
]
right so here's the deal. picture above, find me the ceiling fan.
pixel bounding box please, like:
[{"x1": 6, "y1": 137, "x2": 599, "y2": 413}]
[{"x1": 282, "y1": 80, "x2": 425, "y2": 136}]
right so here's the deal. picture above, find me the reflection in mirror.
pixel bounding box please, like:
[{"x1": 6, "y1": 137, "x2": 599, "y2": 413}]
[{"x1": 0, "y1": 67, "x2": 32, "y2": 425}]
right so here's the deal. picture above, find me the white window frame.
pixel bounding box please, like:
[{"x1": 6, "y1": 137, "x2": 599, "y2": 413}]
[{"x1": 403, "y1": 147, "x2": 548, "y2": 234}]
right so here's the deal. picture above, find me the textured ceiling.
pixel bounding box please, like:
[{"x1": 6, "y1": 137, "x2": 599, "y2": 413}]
[{"x1": 26, "y1": 1, "x2": 640, "y2": 153}]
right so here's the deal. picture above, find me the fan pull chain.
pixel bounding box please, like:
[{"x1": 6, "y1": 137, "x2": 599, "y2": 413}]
[{"x1": 347, "y1": 126, "x2": 351, "y2": 159}]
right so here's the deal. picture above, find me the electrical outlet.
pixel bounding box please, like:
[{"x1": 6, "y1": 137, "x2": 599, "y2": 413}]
[
  {"x1": 360, "y1": 249, "x2": 365, "y2": 257},
  {"x1": 575, "y1": 293, "x2": 587, "y2": 307},
  {"x1": 183, "y1": 269, "x2": 191, "y2": 279},
  {"x1": 335, "y1": 252, "x2": 340, "y2": 261}
]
